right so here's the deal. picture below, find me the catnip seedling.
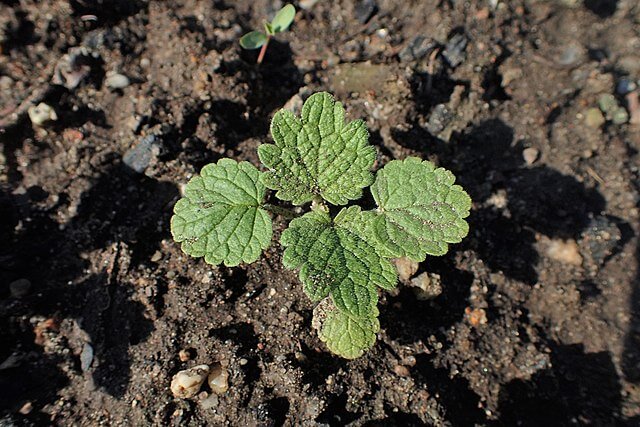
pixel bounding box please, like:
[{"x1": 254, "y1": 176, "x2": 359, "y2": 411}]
[
  {"x1": 239, "y1": 3, "x2": 295, "y2": 64},
  {"x1": 170, "y1": 92, "x2": 471, "y2": 359}
]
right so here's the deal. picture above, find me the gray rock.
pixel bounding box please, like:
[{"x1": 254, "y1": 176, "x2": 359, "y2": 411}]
[
  {"x1": 425, "y1": 104, "x2": 452, "y2": 134},
  {"x1": 616, "y1": 78, "x2": 637, "y2": 95},
  {"x1": 442, "y1": 33, "x2": 468, "y2": 68},
  {"x1": 123, "y1": 135, "x2": 161, "y2": 173},
  {"x1": 105, "y1": 73, "x2": 130, "y2": 90},
  {"x1": 354, "y1": 0, "x2": 377, "y2": 24},
  {"x1": 581, "y1": 216, "x2": 621, "y2": 266},
  {"x1": 399, "y1": 36, "x2": 437, "y2": 62},
  {"x1": 80, "y1": 343, "x2": 94, "y2": 372}
]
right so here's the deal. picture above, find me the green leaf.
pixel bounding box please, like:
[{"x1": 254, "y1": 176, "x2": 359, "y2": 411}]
[
  {"x1": 271, "y1": 4, "x2": 295, "y2": 33},
  {"x1": 280, "y1": 208, "x2": 397, "y2": 317},
  {"x1": 170, "y1": 159, "x2": 272, "y2": 267},
  {"x1": 258, "y1": 92, "x2": 376, "y2": 205},
  {"x1": 313, "y1": 299, "x2": 379, "y2": 359},
  {"x1": 368, "y1": 157, "x2": 471, "y2": 261},
  {"x1": 239, "y1": 31, "x2": 268, "y2": 49}
]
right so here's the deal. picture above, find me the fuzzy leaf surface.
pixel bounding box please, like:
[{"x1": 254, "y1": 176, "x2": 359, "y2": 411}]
[
  {"x1": 258, "y1": 92, "x2": 375, "y2": 205},
  {"x1": 280, "y1": 208, "x2": 397, "y2": 317},
  {"x1": 171, "y1": 159, "x2": 272, "y2": 267},
  {"x1": 369, "y1": 157, "x2": 471, "y2": 260},
  {"x1": 314, "y1": 299, "x2": 379, "y2": 359}
]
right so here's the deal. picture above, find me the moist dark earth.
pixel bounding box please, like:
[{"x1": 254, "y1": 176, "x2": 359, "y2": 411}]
[{"x1": 1, "y1": 0, "x2": 640, "y2": 425}]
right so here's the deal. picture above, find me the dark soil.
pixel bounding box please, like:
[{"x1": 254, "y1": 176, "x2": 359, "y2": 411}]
[{"x1": 2, "y1": 0, "x2": 640, "y2": 425}]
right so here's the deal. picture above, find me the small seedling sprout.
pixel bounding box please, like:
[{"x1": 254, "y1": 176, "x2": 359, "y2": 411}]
[{"x1": 239, "y1": 4, "x2": 296, "y2": 64}]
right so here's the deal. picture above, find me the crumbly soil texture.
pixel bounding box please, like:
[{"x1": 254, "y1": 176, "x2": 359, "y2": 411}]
[{"x1": 2, "y1": 0, "x2": 640, "y2": 425}]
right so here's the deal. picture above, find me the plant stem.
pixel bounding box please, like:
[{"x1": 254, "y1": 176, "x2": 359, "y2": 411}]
[
  {"x1": 263, "y1": 203, "x2": 298, "y2": 219},
  {"x1": 257, "y1": 36, "x2": 271, "y2": 65},
  {"x1": 311, "y1": 196, "x2": 329, "y2": 213}
]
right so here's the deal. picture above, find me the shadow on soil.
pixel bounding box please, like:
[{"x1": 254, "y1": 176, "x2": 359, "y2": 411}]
[
  {"x1": 495, "y1": 343, "x2": 622, "y2": 426},
  {"x1": 384, "y1": 117, "x2": 632, "y2": 424},
  {"x1": 622, "y1": 164, "x2": 640, "y2": 386},
  {"x1": 0, "y1": 158, "x2": 178, "y2": 417}
]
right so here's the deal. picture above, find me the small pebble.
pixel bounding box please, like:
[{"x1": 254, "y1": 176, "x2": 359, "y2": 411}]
[
  {"x1": 617, "y1": 78, "x2": 637, "y2": 95},
  {"x1": 9, "y1": 279, "x2": 31, "y2": 298},
  {"x1": 581, "y1": 215, "x2": 621, "y2": 266},
  {"x1": 546, "y1": 239, "x2": 582, "y2": 265},
  {"x1": 354, "y1": 0, "x2": 377, "y2": 24},
  {"x1": 200, "y1": 394, "x2": 219, "y2": 410},
  {"x1": 123, "y1": 135, "x2": 160, "y2": 173},
  {"x1": 465, "y1": 307, "x2": 488, "y2": 327},
  {"x1": 522, "y1": 147, "x2": 539, "y2": 165},
  {"x1": 393, "y1": 365, "x2": 410, "y2": 377},
  {"x1": 18, "y1": 402, "x2": 33, "y2": 415},
  {"x1": 611, "y1": 107, "x2": 629, "y2": 125},
  {"x1": 105, "y1": 72, "x2": 131, "y2": 90},
  {"x1": 80, "y1": 343, "x2": 94, "y2": 372},
  {"x1": 239, "y1": 358, "x2": 248, "y2": 366},
  {"x1": 151, "y1": 251, "x2": 162, "y2": 263},
  {"x1": 207, "y1": 363, "x2": 229, "y2": 394},
  {"x1": 170, "y1": 365, "x2": 210, "y2": 399},
  {"x1": 299, "y1": 0, "x2": 320, "y2": 10},
  {"x1": 401, "y1": 355, "x2": 417, "y2": 367},
  {"x1": 585, "y1": 108, "x2": 605, "y2": 128},
  {"x1": 443, "y1": 33, "x2": 468, "y2": 68},
  {"x1": 178, "y1": 349, "x2": 192, "y2": 362},
  {"x1": 598, "y1": 94, "x2": 617, "y2": 113},
  {"x1": 283, "y1": 94, "x2": 304, "y2": 115},
  {"x1": 0, "y1": 75, "x2": 13, "y2": 90},
  {"x1": 399, "y1": 36, "x2": 437, "y2": 62},
  {"x1": 425, "y1": 104, "x2": 452, "y2": 135},
  {"x1": 409, "y1": 272, "x2": 442, "y2": 300},
  {"x1": 28, "y1": 103, "x2": 58, "y2": 126},
  {"x1": 393, "y1": 257, "x2": 419, "y2": 282},
  {"x1": 626, "y1": 91, "x2": 640, "y2": 125}
]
